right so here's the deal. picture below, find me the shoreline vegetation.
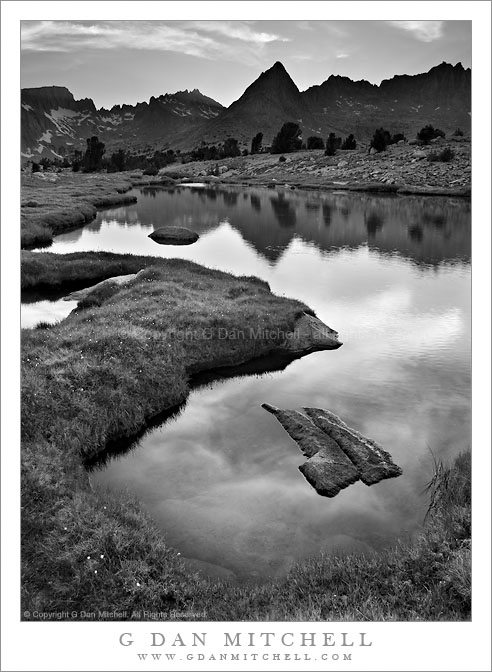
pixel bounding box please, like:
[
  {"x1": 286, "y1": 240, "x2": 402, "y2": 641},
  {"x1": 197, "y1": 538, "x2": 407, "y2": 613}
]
[
  {"x1": 21, "y1": 256, "x2": 471, "y2": 621},
  {"x1": 21, "y1": 139, "x2": 470, "y2": 249}
]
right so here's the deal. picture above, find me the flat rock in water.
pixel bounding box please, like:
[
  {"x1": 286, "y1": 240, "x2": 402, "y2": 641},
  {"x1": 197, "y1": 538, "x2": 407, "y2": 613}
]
[
  {"x1": 262, "y1": 404, "x2": 402, "y2": 497},
  {"x1": 148, "y1": 226, "x2": 199, "y2": 245}
]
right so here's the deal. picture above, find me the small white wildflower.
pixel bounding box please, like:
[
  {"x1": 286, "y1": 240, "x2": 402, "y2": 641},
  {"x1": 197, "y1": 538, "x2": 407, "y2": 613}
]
[
  {"x1": 100, "y1": 554, "x2": 104, "y2": 559},
  {"x1": 64, "y1": 527, "x2": 67, "y2": 530},
  {"x1": 177, "y1": 552, "x2": 181, "y2": 556},
  {"x1": 87, "y1": 556, "x2": 91, "y2": 560},
  {"x1": 136, "y1": 582, "x2": 141, "y2": 587},
  {"x1": 94, "y1": 570, "x2": 97, "y2": 574}
]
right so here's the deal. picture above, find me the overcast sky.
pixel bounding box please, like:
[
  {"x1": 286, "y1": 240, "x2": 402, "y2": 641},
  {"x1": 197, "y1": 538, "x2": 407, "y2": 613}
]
[{"x1": 21, "y1": 20, "x2": 471, "y2": 109}]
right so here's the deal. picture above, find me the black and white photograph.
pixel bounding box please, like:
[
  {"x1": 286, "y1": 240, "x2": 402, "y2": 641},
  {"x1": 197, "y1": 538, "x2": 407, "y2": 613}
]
[{"x1": 1, "y1": 2, "x2": 491, "y2": 671}]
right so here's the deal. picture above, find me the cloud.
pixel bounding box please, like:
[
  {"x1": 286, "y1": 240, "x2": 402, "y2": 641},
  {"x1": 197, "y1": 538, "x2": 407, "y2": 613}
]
[
  {"x1": 21, "y1": 21, "x2": 225, "y2": 58},
  {"x1": 296, "y1": 21, "x2": 315, "y2": 32},
  {"x1": 21, "y1": 20, "x2": 288, "y2": 66},
  {"x1": 291, "y1": 53, "x2": 315, "y2": 62},
  {"x1": 336, "y1": 52, "x2": 349, "y2": 59},
  {"x1": 388, "y1": 21, "x2": 443, "y2": 42},
  {"x1": 189, "y1": 21, "x2": 290, "y2": 45}
]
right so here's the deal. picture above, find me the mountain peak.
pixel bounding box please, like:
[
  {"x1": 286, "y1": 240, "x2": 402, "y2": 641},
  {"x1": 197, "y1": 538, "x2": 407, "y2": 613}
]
[
  {"x1": 244, "y1": 61, "x2": 300, "y2": 97},
  {"x1": 261, "y1": 61, "x2": 291, "y2": 79}
]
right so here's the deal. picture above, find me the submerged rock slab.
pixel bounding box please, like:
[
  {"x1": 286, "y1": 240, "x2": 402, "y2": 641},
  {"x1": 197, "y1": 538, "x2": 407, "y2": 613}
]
[
  {"x1": 148, "y1": 226, "x2": 199, "y2": 245},
  {"x1": 262, "y1": 404, "x2": 402, "y2": 497}
]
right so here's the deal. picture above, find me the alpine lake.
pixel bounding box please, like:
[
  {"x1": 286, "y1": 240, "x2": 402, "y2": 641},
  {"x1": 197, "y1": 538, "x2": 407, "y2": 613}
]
[{"x1": 22, "y1": 184, "x2": 471, "y2": 582}]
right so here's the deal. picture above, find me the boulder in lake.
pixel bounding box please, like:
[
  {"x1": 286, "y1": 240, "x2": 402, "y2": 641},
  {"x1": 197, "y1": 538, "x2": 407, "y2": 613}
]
[
  {"x1": 262, "y1": 404, "x2": 402, "y2": 497},
  {"x1": 280, "y1": 312, "x2": 342, "y2": 353},
  {"x1": 149, "y1": 226, "x2": 199, "y2": 245}
]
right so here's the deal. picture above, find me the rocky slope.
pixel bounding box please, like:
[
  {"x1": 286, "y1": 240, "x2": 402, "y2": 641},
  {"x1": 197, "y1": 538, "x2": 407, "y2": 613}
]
[
  {"x1": 162, "y1": 137, "x2": 471, "y2": 195},
  {"x1": 21, "y1": 87, "x2": 223, "y2": 161},
  {"x1": 303, "y1": 62, "x2": 471, "y2": 143}
]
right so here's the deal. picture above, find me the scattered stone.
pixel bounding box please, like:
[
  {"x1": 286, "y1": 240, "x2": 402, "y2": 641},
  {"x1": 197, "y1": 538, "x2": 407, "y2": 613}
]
[
  {"x1": 262, "y1": 404, "x2": 402, "y2": 497},
  {"x1": 148, "y1": 226, "x2": 199, "y2": 245}
]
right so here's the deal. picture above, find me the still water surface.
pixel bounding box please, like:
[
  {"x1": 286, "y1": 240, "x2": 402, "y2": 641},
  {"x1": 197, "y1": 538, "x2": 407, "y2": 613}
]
[{"x1": 25, "y1": 186, "x2": 471, "y2": 581}]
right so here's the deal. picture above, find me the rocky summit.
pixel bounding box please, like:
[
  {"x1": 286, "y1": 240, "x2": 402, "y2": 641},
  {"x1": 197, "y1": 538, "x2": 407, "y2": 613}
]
[{"x1": 21, "y1": 61, "x2": 470, "y2": 161}]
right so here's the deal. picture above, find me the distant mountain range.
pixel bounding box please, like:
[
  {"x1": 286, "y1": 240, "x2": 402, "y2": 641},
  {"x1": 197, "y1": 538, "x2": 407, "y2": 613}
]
[{"x1": 21, "y1": 61, "x2": 470, "y2": 161}]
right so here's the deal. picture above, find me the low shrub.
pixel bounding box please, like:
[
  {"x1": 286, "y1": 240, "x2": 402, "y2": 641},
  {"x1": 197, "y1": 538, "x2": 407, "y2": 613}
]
[
  {"x1": 427, "y1": 148, "x2": 455, "y2": 163},
  {"x1": 370, "y1": 128, "x2": 392, "y2": 152},
  {"x1": 307, "y1": 136, "x2": 325, "y2": 150},
  {"x1": 417, "y1": 125, "x2": 446, "y2": 145},
  {"x1": 341, "y1": 134, "x2": 356, "y2": 150},
  {"x1": 325, "y1": 133, "x2": 342, "y2": 156},
  {"x1": 391, "y1": 133, "x2": 406, "y2": 144},
  {"x1": 278, "y1": 155, "x2": 287, "y2": 163}
]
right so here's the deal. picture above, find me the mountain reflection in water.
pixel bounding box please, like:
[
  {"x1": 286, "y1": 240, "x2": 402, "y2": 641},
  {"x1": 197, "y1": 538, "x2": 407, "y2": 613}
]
[{"x1": 48, "y1": 185, "x2": 470, "y2": 268}]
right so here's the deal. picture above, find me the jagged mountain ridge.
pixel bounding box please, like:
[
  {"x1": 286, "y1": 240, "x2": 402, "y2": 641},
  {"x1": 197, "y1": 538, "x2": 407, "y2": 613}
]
[
  {"x1": 21, "y1": 86, "x2": 224, "y2": 160},
  {"x1": 303, "y1": 61, "x2": 471, "y2": 141},
  {"x1": 21, "y1": 61, "x2": 470, "y2": 161}
]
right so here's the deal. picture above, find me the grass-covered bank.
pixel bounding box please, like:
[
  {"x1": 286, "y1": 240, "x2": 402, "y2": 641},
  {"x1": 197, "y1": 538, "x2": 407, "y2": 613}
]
[
  {"x1": 21, "y1": 250, "x2": 179, "y2": 290},
  {"x1": 21, "y1": 173, "x2": 138, "y2": 248},
  {"x1": 21, "y1": 256, "x2": 470, "y2": 621},
  {"x1": 196, "y1": 452, "x2": 470, "y2": 621},
  {"x1": 21, "y1": 259, "x2": 311, "y2": 615}
]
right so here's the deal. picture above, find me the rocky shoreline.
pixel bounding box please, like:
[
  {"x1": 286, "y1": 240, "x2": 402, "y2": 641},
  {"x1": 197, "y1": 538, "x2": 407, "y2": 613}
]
[{"x1": 162, "y1": 138, "x2": 471, "y2": 197}]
